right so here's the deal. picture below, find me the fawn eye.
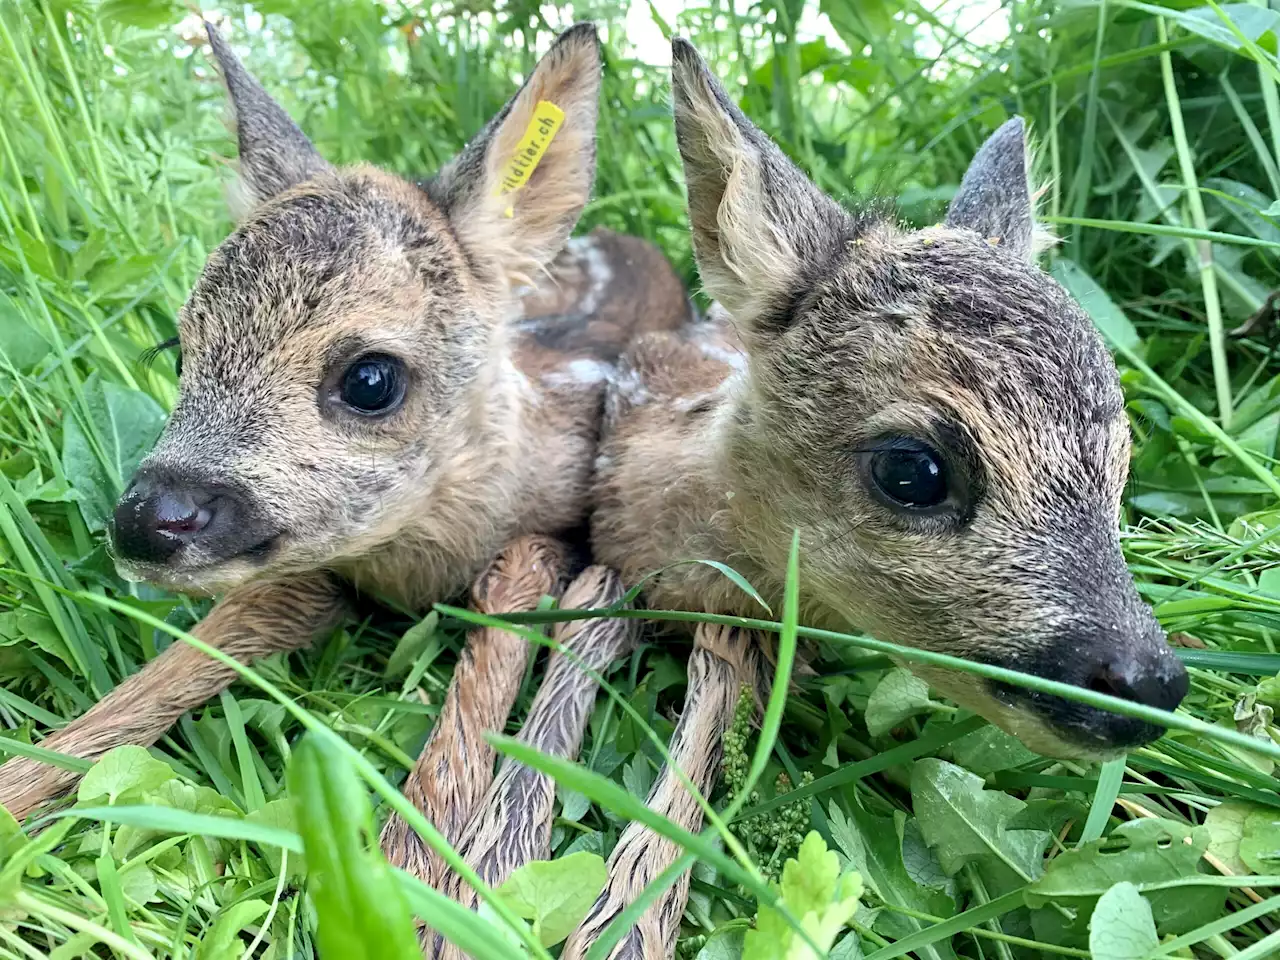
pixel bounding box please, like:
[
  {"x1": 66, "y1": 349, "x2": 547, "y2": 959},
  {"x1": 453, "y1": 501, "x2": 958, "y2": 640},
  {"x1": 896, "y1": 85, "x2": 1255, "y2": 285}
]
[
  {"x1": 867, "y1": 438, "x2": 948, "y2": 509},
  {"x1": 340, "y1": 355, "x2": 404, "y2": 415}
]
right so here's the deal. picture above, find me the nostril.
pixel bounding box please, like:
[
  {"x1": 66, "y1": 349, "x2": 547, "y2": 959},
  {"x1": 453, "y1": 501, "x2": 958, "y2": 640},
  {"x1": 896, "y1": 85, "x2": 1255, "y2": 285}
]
[
  {"x1": 153, "y1": 491, "x2": 213, "y2": 537},
  {"x1": 1087, "y1": 652, "x2": 1187, "y2": 712},
  {"x1": 1087, "y1": 667, "x2": 1121, "y2": 697}
]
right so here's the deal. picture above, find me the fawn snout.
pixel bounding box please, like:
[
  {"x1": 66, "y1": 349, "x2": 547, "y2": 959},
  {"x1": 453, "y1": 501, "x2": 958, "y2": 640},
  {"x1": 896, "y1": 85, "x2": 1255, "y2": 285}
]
[
  {"x1": 992, "y1": 618, "x2": 1188, "y2": 751},
  {"x1": 112, "y1": 466, "x2": 277, "y2": 572}
]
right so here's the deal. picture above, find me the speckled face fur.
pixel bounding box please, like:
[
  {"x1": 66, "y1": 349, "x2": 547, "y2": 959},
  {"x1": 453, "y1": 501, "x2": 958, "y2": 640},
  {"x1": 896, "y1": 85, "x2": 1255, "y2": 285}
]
[
  {"x1": 594, "y1": 41, "x2": 1188, "y2": 759},
  {"x1": 111, "y1": 24, "x2": 601, "y2": 594}
]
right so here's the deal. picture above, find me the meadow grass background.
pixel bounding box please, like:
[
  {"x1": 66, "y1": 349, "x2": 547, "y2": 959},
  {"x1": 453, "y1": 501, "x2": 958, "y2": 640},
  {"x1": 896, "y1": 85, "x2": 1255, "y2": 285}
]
[{"x1": 3, "y1": 0, "x2": 1280, "y2": 957}]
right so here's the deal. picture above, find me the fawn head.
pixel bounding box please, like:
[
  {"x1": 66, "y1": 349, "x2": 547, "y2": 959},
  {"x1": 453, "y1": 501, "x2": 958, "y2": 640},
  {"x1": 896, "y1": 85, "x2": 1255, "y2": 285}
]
[
  {"x1": 112, "y1": 23, "x2": 601, "y2": 593},
  {"x1": 671, "y1": 40, "x2": 1187, "y2": 758}
]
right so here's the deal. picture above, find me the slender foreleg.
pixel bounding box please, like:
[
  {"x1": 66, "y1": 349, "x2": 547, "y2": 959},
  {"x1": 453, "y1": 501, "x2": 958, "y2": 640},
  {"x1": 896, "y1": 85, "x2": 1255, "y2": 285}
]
[
  {"x1": 561, "y1": 623, "x2": 763, "y2": 960},
  {"x1": 378, "y1": 535, "x2": 565, "y2": 888},
  {"x1": 432, "y1": 566, "x2": 635, "y2": 959},
  {"x1": 0, "y1": 572, "x2": 348, "y2": 820}
]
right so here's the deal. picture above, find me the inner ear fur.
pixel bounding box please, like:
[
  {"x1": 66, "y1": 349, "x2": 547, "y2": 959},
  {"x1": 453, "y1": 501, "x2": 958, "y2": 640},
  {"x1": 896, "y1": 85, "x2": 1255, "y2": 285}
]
[
  {"x1": 669, "y1": 37, "x2": 850, "y2": 337},
  {"x1": 428, "y1": 23, "x2": 602, "y2": 288}
]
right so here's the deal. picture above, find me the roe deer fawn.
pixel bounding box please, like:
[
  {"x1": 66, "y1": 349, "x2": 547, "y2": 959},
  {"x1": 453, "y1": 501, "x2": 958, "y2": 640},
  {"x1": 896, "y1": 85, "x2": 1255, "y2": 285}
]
[
  {"x1": 560, "y1": 39, "x2": 1191, "y2": 959},
  {"x1": 0, "y1": 23, "x2": 691, "y2": 907}
]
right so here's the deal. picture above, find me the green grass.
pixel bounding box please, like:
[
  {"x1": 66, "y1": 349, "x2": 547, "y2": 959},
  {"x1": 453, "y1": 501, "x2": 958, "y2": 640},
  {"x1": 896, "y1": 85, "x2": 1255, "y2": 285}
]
[{"x1": 2, "y1": 0, "x2": 1280, "y2": 957}]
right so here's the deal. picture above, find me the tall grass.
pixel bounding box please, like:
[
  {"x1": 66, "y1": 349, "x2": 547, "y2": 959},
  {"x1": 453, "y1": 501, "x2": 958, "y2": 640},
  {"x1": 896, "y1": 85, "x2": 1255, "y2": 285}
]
[{"x1": 1, "y1": 0, "x2": 1279, "y2": 957}]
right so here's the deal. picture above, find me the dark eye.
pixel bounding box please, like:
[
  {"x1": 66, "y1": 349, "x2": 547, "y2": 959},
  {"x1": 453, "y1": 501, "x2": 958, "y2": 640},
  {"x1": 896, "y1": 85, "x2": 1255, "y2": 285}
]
[
  {"x1": 174, "y1": 350, "x2": 183, "y2": 378},
  {"x1": 340, "y1": 355, "x2": 404, "y2": 414},
  {"x1": 868, "y1": 439, "x2": 949, "y2": 509}
]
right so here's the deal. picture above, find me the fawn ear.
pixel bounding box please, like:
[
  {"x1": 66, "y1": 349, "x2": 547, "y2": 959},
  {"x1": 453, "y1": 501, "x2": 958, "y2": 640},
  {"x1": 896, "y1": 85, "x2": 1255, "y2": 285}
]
[
  {"x1": 670, "y1": 38, "x2": 848, "y2": 337},
  {"x1": 204, "y1": 22, "x2": 331, "y2": 220},
  {"x1": 946, "y1": 118, "x2": 1037, "y2": 261},
  {"x1": 431, "y1": 23, "x2": 600, "y2": 287}
]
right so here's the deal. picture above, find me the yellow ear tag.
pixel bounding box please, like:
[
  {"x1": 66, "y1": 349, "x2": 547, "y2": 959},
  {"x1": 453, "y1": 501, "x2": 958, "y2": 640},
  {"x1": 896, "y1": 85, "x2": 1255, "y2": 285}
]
[{"x1": 494, "y1": 101, "x2": 565, "y2": 218}]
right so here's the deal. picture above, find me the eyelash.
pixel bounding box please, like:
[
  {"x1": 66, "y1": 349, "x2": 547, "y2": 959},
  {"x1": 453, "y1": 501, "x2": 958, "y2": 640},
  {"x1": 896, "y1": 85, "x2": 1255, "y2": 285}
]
[{"x1": 139, "y1": 336, "x2": 182, "y2": 376}]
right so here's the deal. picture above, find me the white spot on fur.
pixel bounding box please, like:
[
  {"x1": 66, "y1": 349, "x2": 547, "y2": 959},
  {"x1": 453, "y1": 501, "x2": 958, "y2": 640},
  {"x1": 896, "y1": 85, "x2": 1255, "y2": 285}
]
[
  {"x1": 562, "y1": 235, "x2": 614, "y2": 316},
  {"x1": 542, "y1": 358, "x2": 615, "y2": 389},
  {"x1": 697, "y1": 339, "x2": 746, "y2": 370},
  {"x1": 612, "y1": 365, "x2": 650, "y2": 405}
]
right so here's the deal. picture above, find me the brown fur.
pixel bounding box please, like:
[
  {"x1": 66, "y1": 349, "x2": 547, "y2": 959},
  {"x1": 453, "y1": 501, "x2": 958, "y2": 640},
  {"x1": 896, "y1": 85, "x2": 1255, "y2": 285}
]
[
  {"x1": 561, "y1": 625, "x2": 762, "y2": 960},
  {"x1": 431, "y1": 568, "x2": 636, "y2": 959},
  {"x1": 592, "y1": 40, "x2": 1187, "y2": 761},
  {"x1": 0, "y1": 25, "x2": 689, "y2": 837},
  {"x1": 0, "y1": 572, "x2": 345, "y2": 816},
  {"x1": 379, "y1": 535, "x2": 566, "y2": 889},
  {"x1": 564, "y1": 41, "x2": 1189, "y2": 955}
]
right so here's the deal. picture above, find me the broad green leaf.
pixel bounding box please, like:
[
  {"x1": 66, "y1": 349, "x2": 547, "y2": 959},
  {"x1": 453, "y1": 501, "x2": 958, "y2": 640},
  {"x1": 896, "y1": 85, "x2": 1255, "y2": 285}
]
[
  {"x1": 0, "y1": 292, "x2": 51, "y2": 371},
  {"x1": 827, "y1": 802, "x2": 956, "y2": 959},
  {"x1": 1009, "y1": 799, "x2": 1089, "y2": 836},
  {"x1": 945, "y1": 724, "x2": 1039, "y2": 776},
  {"x1": 146, "y1": 778, "x2": 242, "y2": 816},
  {"x1": 1026, "y1": 818, "x2": 1223, "y2": 944},
  {"x1": 1205, "y1": 800, "x2": 1255, "y2": 874},
  {"x1": 118, "y1": 862, "x2": 159, "y2": 904},
  {"x1": 899, "y1": 818, "x2": 950, "y2": 893},
  {"x1": 1049, "y1": 259, "x2": 1141, "y2": 350},
  {"x1": 61, "y1": 373, "x2": 167, "y2": 533},
  {"x1": 78, "y1": 745, "x2": 175, "y2": 804},
  {"x1": 1121, "y1": 2, "x2": 1280, "y2": 52},
  {"x1": 696, "y1": 921, "x2": 749, "y2": 960},
  {"x1": 864, "y1": 669, "x2": 936, "y2": 737},
  {"x1": 115, "y1": 778, "x2": 243, "y2": 859},
  {"x1": 99, "y1": 0, "x2": 183, "y2": 28},
  {"x1": 1240, "y1": 806, "x2": 1280, "y2": 874},
  {"x1": 475, "y1": 899, "x2": 534, "y2": 952},
  {"x1": 910, "y1": 759, "x2": 1050, "y2": 892},
  {"x1": 0, "y1": 609, "x2": 75, "y2": 670},
  {"x1": 557, "y1": 784, "x2": 591, "y2": 823},
  {"x1": 246, "y1": 799, "x2": 307, "y2": 879},
  {"x1": 1088, "y1": 882, "x2": 1158, "y2": 960},
  {"x1": 622, "y1": 752, "x2": 653, "y2": 800},
  {"x1": 830, "y1": 932, "x2": 865, "y2": 959},
  {"x1": 196, "y1": 899, "x2": 270, "y2": 960},
  {"x1": 496, "y1": 851, "x2": 606, "y2": 947}
]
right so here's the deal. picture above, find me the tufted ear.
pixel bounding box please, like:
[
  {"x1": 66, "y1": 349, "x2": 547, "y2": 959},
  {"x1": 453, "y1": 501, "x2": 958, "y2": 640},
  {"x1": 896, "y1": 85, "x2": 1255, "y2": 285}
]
[
  {"x1": 204, "y1": 22, "x2": 331, "y2": 220},
  {"x1": 428, "y1": 23, "x2": 601, "y2": 288},
  {"x1": 945, "y1": 118, "x2": 1037, "y2": 261},
  {"x1": 669, "y1": 38, "x2": 850, "y2": 337}
]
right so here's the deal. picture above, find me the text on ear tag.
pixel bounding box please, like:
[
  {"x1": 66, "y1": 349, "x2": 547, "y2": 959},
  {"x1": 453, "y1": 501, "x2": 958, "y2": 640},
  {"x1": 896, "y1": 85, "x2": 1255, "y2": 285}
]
[{"x1": 495, "y1": 101, "x2": 565, "y2": 218}]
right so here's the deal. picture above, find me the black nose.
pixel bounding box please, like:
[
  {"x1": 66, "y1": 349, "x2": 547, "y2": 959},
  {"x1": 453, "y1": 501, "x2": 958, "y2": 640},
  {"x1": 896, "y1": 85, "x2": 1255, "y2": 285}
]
[
  {"x1": 993, "y1": 633, "x2": 1189, "y2": 752},
  {"x1": 1088, "y1": 648, "x2": 1189, "y2": 713},
  {"x1": 113, "y1": 468, "x2": 230, "y2": 565}
]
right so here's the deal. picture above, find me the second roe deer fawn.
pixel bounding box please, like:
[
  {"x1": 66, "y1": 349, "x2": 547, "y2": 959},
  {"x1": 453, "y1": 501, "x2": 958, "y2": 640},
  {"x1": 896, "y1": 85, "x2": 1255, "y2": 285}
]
[
  {"x1": 559, "y1": 39, "x2": 1191, "y2": 959},
  {"x1": 0, "y1": 23, "x2": 692, "y2": 908}
]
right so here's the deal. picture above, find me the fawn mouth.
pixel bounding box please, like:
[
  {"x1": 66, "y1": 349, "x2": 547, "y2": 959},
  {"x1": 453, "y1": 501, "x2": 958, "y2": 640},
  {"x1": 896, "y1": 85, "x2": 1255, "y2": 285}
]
[
  {"x1": 989, "y1": 680, "x2": 1167, "y2": 753},
  {"x1": 115, "y1": 532, "x2": 283, "y2": 590}
]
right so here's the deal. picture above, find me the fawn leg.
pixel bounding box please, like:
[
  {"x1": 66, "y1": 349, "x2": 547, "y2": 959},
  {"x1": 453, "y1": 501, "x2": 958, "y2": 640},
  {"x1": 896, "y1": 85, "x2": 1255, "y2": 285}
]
[
  {"x1": 432, "y1": 566, "x2": 636, "y2": 959},
  {"x1": 0, "y1": 572, "x2": 347, "y2": 820},
  {"x1": 561, "y1": 623, "x2": 762, "y2": 960},
  {"x1": 379, "y1": 535, "x2": 565, "y2": 888}
]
